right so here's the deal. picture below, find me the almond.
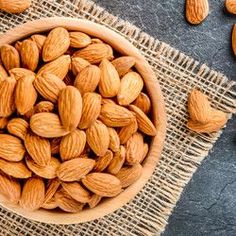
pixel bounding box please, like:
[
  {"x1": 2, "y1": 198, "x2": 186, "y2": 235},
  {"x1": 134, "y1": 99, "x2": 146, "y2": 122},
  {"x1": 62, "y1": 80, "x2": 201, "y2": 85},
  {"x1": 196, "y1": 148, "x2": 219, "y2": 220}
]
[
  {"x1": 31, "y1": 34, "x2": 46, "y2": 52},
  {"x1": 62, "y1": 182, "x2": 91, "y2": 203},
  {"x1": 188, "y1": 89, "x2": 211, "y2": 124},
  {"x1": 9, "y1": 68, "x2": 35, "y2": 80},
  {"x1": 115, "y1": 164, "x2": 142, "y2": 188},
  {"x1": 226, "y1": 0, "x2": 236, "y2": 14},
  {"x1": 0, "y1": 64, "x2": 8, "y2": 81},
  {"x1": 94, "y1": 150, "x2": 113, "y2": 172},
  {"x1": 0, "y1": 0, "x2": 31, "y2": 13},
  {"x1": 119, "y1": 118, "x2": 138, "y2": 144},
  {"x1": 91, "y1": 38, "x2": 104, "y2": 44},
  {"x1": 107, "y1": 146, "x2": 126, "y2": 174},
  {"x1": 43, "y1": 178, "x2": 60, "y2": 204},
  {"x1": 60, "y1": 129, "x2": 86, "y2": 161},
  {"x1": 7, "y1": 118, "x2": 29, "y2": 140},
  {"x1": 35, "y1": 101, "x2": 54, "y2": 113},
  {"x1": 0, "y1": 171, "x2": 21, "y2": 204},
  {"x1": 99, "y1": 59, "x2": 120, "y2": 97},
  {"x1": 42, "y1": 197, "x2": 58, "y2": 210},
  {"x1": 88, "y1": 194, "x2": 102, "y2": 208},
  {"x1": 86, "y1": 120, "x2": 110, "y2": 156},
  {"x1": 20, "y1": 39, "x2": 39, "y2": 71},
  {"x1": 42, "y1": 27, "x2": 70, "y2": 62},
  {"x1": 126, "y1": 132, "x2": 144, "y2": 165},
  {"x1": 57, "y1": 158, "x2": 95, "y2": 182},
  {"x1": 108, "y1": 128, "x2": 120, "y2": 152},
  {"x1": 0, "y1": 134, "x2": 25, "y2": 162},
  {"x1": 30, "y1": 113, "x2": 70, "y2": 138},
  {"x1": 112, "y1": 56, "x2": 135, "y2": 77},
  {"x1": 129, "y1": 105, "x2": 156, "y2": 136},
  {"x1": 34, "y1": 72, "x2": 66, "y2": 103},
  {"x1": 20, "y1": 177, "x2": 45, "y2": 211},
  {"x1": 63, "y1": 74, "x2": 74, "y2": 86},
  {"x1": 73, "y1": 43, "x2": 114, "y2": 64},
  {"x1": 0, "y1": 76, "x2": 16, "y2": 117},
  {"x1": 140, "y1": 143, "x2": 149, "y2": 163},
  {"x1": 82, "y1": 173, "x2": 122, "y2": 197},
  {"x1": 58, "y1": 86, "x2": 82, "y2": 131},
  {"x1": 14, "y1": 41, "x2": 22, "y2": 53},
  {"x1": 0, "y1": 159, "x2": 31, "y2": 179},
  {"x1": 24, "y1": 133, "x2": 51, "y2": 166},
  {"x1": 101, "y1": 98, "x2": 116, "y2": 105},
  {"x1": 15, "y1": 75, "x2": 37, "y2": 115},
  {"x1": 133, "y1": 92, "x2": 151, "y2": 114},
  {"x1": 187, "y1": 109, "x2": 228, "y2": 133},
  {"x1": 37, "y1": 55, "x2": 71, "y2": 80},
  {"x1": 0, "y1": 117, "x2": 8, "y2": 129},
  {"x1": 0, "y1": 44, "x2": 20, "y2": 70},
  {"x1": 117, "y1": 72, "x2": 143, "y2": 105},
  {"x1": 55, "y1": 188, "x2": 84, "y2": 213},
  {"x1": 74, "y1": 65, "x2": 100, "y2": 95},
  {"x1": 69, "y1": 32, "x2": 92, "y2": 48},
  {"x1": 71, "y1": 57, "x2": 90, "y2": 76},
  {"x1": 186, "y1": 0, "x2": 209, "y2": 25},
  {"x1": 100, "y1": 103, "x2": 134, "y2": 127},
  {"x1": 232, "y1": 24, "x2": 236, "y2": 56},
  {"x1": 26, "y1": 156, "x2": 60, "y2": 179},
  {"x1": 50, "y1": 138, "x2": 61, "y2": 155},
  {"x1": 78, "y1": 92, "x2": 102, "y2": 129}
]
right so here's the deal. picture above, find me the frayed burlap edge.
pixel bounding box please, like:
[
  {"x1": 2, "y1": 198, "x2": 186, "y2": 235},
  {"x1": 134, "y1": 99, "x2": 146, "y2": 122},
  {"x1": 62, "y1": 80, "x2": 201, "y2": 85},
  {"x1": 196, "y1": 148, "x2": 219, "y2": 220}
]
[{"x1": 0, "y1": 0, "x2": 235, "y2": 235}]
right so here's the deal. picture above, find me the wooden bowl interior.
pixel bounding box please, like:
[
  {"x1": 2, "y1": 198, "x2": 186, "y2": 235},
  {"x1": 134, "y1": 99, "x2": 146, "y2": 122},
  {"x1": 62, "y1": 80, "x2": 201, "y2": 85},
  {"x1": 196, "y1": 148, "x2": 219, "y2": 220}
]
[{"x1": 0, "y1": 17, "x2": 167, "y2": 224}]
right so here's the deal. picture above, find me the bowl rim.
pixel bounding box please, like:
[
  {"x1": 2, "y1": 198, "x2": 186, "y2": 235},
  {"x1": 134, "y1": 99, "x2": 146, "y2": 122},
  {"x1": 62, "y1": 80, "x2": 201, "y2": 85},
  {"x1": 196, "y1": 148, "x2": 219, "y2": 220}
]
[{"x1": 0, "y1": 17, "x2": 167, "y2": 224}]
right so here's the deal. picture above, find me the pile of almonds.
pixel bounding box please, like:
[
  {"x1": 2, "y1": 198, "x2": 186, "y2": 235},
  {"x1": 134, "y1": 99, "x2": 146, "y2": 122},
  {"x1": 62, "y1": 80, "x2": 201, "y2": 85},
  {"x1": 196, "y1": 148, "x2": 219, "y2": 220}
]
[{"x1": 0, "y1": 27, "x2": 157, "y2": 212}]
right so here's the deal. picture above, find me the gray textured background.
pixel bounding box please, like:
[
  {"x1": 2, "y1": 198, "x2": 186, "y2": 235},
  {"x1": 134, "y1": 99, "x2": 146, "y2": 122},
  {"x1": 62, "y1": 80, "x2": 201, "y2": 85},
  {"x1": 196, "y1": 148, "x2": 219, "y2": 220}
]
[{"x1": 94, "y1": 0, "x2": 236, "y2": 235}]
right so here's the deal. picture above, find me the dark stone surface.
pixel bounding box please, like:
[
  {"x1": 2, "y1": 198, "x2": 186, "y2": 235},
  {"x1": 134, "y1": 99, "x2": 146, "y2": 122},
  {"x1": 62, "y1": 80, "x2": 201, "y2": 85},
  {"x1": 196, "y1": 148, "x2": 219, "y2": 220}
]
[{"x1": 94, "y1": 0, "x2": 236, "y2": 235}]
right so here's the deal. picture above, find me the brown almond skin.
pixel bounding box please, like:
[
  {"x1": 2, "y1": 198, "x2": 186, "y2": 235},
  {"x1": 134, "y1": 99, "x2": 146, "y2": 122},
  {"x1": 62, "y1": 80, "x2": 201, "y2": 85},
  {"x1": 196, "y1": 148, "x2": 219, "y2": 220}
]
[
  {"x1": 43, "y1": 178, "x2": 61, "y2": 204},
  {"x1": 112, "y1": 56, "x2": 135, "y2": 77},
  {"x1": 58, "y1": 86, "x2": 82, "y2": 131},
  {"x1": 100, "y1": 103, "x2": 134, "y2": 127},
  {"x1": 94, "y1": 150, "x2": 113, "y2": 172},
  {"x1": 0, "y1": 0, "x2": 31, "y2": 14},
  {"x1": 0, "y1": 44, "x2": 20, "y2": 70},
  {"x1": 62, "y1": 182, "x2": 91, "y2": 203},
  {"x1": 24, "y1": 133, "x2": 51, "y2": 166},
  {"x1": 34, "y1": 72, "x2": 66, "y2": 103},
  {"x1": 116, "y1": 164, "x2": 142, "y2": 188},
  {"x1": 225, "y1": 0, "x2": 236, "y2": 14},
  {"x1": 119, "y1": 118, "x2": 138, "y2": 144},
  {"x1": 42, "y1": 27, "x2": 70, "y2": 62},
  {"x1": 31, "y1": 34, "x2": 46, "y2": 52},
  {"x1": 71, "y1": 57, "x2": 90, "y2": 76},
  {"x1": 15, "y1": 75, "x2": 37, "y2": 115},
  {"x1": 99, "y1": 59, "x2": 120, "y2": 98},
  {"x1": 69, "y1": 32, "x2": 92, "y2": 48},
  {"x1": 55, "y1": 189, "x2": 84, "y2": 213},
  {"x1": 129, "y1": 105, "x2": 157, "y2": 136},
  {"x1": 108, "y1": 128, "x2": 120, "y2": 152},
  {"x1": 73, "y1": 43, "x2": 114, "y2": 64},
  {"x1": 232, "y1": 24, "x2": 236, "y2": 57},
  {"x1": 186, "y1": 0, "x2": 209, "y2": 25},
  {"x1": 60, "y1": 129, "x2": 86, "y2": 161},
  {"x1": 20, "y1": 177, "x2": 45, "y2": 211},
  {"x1": 20, "y1": 39, "x2": 39, "y2": 71},
  {"x1": 0, "y1": 76, "x2": 16, "y2": 117},
  {"x1": 88, "y1": 194, "x2": 102, "y2": 208},
  {"x1": 0, "y1": 159, "x2": 31, "y2": 179},
  {"x1": 0, "y1": 171, "x2": 21, "y2": 204},
  {"x1": 74, "y1": 65, "x2": 101, "y2": 95},
  {"x1": 78, "y1": 92, "x2": 102, "y2": 129},
  {"x1": 133, "y1": 92, "x2": 151, "y2": 114},
  {"x1": 0, "y1": 64, "x2": 8, "y2": 81},
  {"x1": 0, "y1": 117, "x2": 8, "y2": 129},
  {"x1": 9, "y1": 68, "x2": 35, "y2": 81},
  {"x1": 0, "y1": 134, "x2": 25, "y2": 162},
  {"x1": 37, "y1": 55, "x2": 71, "y2": 80},
  {"x1": 35, "y1": 101, "x2": 54, "y2": 113},
  {"x1": 82, "y1": 173, "x2": 122, "y2": 197},
  {"x1": 56, "y1": 158, "x2": 95, "y2": 182},
  {"x1": 86, "y1": 120, "x2": 110, "y2": 156},
  {"x1": 30, "y1": 113, "x2": 70, "y2": 138},
  {"x1": 7, "y1": 118, "x2": 29, "y2": 140}
]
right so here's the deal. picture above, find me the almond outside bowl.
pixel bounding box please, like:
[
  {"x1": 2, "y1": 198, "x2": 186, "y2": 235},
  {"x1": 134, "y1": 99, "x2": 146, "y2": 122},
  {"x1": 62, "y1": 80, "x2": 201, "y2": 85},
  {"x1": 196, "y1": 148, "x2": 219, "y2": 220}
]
[{"x1": 0, "y1": 17, "x2": 167, "y2": 224}]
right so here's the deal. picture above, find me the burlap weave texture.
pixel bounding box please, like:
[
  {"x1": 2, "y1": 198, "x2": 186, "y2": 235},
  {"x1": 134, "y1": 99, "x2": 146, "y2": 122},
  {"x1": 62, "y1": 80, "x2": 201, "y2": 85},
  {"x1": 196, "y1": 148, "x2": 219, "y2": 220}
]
[{"x1": 0, "y1": 0, "x2": 236, "y2": 235}]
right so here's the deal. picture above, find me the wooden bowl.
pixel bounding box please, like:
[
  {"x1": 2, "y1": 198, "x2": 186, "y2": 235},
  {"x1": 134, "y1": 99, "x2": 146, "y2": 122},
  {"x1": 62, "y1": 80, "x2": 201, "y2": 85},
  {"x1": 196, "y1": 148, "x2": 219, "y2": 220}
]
[{"x1": 0, "y1": 17, "x2": 167, "y2": 224}]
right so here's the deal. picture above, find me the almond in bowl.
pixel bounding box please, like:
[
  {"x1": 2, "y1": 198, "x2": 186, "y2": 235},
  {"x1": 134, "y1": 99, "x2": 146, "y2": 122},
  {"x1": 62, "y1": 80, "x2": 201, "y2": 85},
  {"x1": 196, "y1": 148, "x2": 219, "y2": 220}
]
[{"x1": 0, "y1": 17, "x2": 166, "y2": 224}]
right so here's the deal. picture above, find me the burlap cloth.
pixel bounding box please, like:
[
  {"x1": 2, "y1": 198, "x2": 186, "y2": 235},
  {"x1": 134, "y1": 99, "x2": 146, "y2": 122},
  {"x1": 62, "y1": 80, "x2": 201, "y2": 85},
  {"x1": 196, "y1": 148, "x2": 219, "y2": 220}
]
[{"x1": 0, "y1": 0, "x2": 236, "y2": 235}]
